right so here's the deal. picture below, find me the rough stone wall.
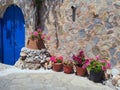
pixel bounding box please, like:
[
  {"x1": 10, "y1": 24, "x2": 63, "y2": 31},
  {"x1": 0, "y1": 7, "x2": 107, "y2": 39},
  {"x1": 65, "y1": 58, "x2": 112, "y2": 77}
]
[
  {"x1": 0, "y1": 0, "x2": 120, "y2": 67},
  {"x1": 0, "y1": 0, "x2": 35, "y2": 45},
  {"x1": 41, "y1": 0, "x2": 120, "y2": 67}
]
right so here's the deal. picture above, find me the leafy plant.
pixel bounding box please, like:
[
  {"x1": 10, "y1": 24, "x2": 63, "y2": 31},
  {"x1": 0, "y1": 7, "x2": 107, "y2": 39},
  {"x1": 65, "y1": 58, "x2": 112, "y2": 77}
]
[
  {"x1": 63, "y1": 60, "x2": 73, "y2": 67},
  {"x1": 84, "y1": 56, "x2": 111, "y2": 73}
]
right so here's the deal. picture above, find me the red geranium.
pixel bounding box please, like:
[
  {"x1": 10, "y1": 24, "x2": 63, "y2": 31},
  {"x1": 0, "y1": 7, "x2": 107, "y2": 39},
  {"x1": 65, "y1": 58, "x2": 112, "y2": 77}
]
[
  {"x1": 72, "y1": 50, "x2": 86, "y2": 68},
  {"x1": 50, "y1": 56, "x2": 63, "y2": 63}
]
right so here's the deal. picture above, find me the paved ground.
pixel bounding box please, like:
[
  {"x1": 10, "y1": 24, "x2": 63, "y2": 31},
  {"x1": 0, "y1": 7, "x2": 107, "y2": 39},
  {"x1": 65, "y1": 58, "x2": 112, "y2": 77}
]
[{"x1": 0, "y1": 63, "x2": 115, "y2": 90}]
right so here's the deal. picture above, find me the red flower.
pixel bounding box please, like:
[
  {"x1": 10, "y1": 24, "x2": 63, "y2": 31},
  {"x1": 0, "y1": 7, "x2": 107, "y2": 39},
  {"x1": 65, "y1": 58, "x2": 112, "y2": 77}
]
[
  {"x1": 102, "y1": 66, "x2": 106, "y2": 71},
  {"x1": 72, "y1": 50, "x2": 86, "y2": 66},
  {"x1": 96, "y1": 55, "x2": 100, "y2": 60},
  {"x1": 106, "y1": 62, "x2": 111, "y2": 69},
  {"x1": 47, "y1": 36, "x2": 51, "y2": 40},
  {"x1": 41, "y1": 34, "x2": 46, "y2": 39},
  {"x1": 100, "y1": 60, "x2": 106, "y2": 63},
  {"x1": 50, "y1": 56, "x2": 63, "y2": 63},
  {"x1": 57, "y1": 56, "x2": 63, "y2": 61},
  {"x1": 50, "y1": 56, "x2": 56, "y2": 63},
  {"x1": 33, "y1": 31, "x2": 38, "y2": 36}
]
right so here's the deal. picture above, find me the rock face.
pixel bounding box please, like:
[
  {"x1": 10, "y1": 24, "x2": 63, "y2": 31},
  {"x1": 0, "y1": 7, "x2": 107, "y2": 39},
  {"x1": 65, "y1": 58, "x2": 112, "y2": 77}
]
[
  {"x1": 15, "y1": 47, "x2": 51, "y2": 70},
  {"x1": 0, "y1": 0, "x2": 120, "y2": 67},
  {"x1": 39, "y1": 0, "x2": 120, "y2": 67}
]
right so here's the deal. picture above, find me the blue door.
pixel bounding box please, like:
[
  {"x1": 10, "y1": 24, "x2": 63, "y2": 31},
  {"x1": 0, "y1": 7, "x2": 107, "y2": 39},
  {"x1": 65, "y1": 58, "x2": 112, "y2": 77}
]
[
  {"x1": 3, "y1": 5, "x2": 25, "y2": 65},
  {"x1": 0, "y1": 18, "x2": 2, "y2": 63}
]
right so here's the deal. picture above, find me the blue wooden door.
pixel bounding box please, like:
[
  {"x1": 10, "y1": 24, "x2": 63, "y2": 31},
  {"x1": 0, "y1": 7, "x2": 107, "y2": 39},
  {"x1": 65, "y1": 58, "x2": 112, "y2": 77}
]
[
  {"x1": 3, "y1": 5, "x2": 25, "y2": 65},
  {"x1": 0, "y1": 18, "x2": 2, "y2": 63}
]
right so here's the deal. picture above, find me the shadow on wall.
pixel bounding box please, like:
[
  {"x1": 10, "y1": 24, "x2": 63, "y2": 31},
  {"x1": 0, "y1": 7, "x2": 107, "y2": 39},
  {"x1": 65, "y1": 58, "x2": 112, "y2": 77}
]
[
  {"x1": 39, "y1": 0, "x2": 63, "y2": 48},
  {"x1": 38, "y1": 0, "x2": 63, "y2": 29}
]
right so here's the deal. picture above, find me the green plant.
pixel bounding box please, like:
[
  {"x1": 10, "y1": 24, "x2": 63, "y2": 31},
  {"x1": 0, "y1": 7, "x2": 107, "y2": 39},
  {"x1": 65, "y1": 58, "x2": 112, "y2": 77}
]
[
  {"x1": 63, "y1": 60, "x2": 73, "y2": 67},
  {"x1": 84, "y1": 56, "x2": 111, "y2": 73}
]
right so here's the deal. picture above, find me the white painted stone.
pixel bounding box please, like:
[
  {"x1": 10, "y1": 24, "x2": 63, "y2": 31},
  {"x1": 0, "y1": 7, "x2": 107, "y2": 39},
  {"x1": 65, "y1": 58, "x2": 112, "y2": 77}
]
[{"x1": 112, "y1": 68, "x2": 120, "y2": 76}]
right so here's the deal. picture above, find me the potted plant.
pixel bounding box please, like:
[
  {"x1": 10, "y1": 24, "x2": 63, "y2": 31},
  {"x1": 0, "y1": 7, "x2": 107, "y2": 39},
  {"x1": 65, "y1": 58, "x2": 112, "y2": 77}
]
[
  {"x1": 85, "y1": 56, "x2": 111, "y2": 82},
  {"x1": 50, "y1": 56, "x2": 63, "y2": 72},
  {"x1": 27, "y1": 28, "x2": 50, "y2": 50},
  {"x1": 72, "y1": 50, "x2": 87, "y2": 76},
  {"x1": 63, "y1": 60, "x2": 74, "y2": 74}
]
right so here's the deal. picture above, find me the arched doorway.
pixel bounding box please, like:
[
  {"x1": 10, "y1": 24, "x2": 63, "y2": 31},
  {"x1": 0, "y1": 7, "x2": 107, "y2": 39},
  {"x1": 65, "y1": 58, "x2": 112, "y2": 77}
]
[{"x1": 2, "y1": 4, "x2": 25, "y2": 65}]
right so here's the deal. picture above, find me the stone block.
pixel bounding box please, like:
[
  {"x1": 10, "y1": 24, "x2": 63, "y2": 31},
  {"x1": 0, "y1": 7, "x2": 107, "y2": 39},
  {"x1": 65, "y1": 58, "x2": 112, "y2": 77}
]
[
  {"x1": 113, "y1": 1, "x2": 120, "y2": 9},
  {"x1": 100, "y1": 50, "x2": 110, "y2": 59},
  {"x1": 116, "y1": 52, "x2": 120, "y2": 60},
  {"x1": 93, "y1": 37, "x2": 99, "y2": 45},
  {"x1": 79, "y1": 29, "x2": 86, "y2": 38},
  {"x1": 94, "y1": 25, "x2": 106, "y2": 35},
  {"x1": 109, "y1": 48, "x2": 116, "y2": 56},
  {"x1": 85, "y1": 43, "x2": 92, "y2": 52},
  {"x1": 105, "y1": 22, "x2": 113, "y2": 29},
  {"x1": 92, "y1": 46, "x2": 100, "y2": 56},
  {"x1": 107, "y1": 30, "x2": 114, "y2": 34},
  {"x1": 87, "y1": 24, "x2": 94, "y2": 31},
  {"x1": 111, "y1": 57, "x2": 117, "y2": 67},
  {"x1": 93, "y1": 18, "x2": 102, "y2": 25}
]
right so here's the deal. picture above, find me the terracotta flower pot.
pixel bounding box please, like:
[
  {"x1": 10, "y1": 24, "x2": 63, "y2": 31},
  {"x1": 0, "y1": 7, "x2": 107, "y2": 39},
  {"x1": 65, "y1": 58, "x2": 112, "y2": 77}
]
[
  {"x1": 52, "y1": 63, "x2": 63, "y2": 72},
  {"x1": 27, "y1": 38, "x2": 45, "y2": 50},
  {"x1": 63, "y1": 65, "x2": 73, "y2": 74},
  {"x1": 76, "y1": 66, "x2": 86, "y2": 76}
]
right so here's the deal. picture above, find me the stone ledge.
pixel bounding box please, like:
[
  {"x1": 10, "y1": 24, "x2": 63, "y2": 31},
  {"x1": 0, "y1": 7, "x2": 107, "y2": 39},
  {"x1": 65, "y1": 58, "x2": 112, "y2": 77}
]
[{"x1": 15, "y1": 47, "x2": 51, "y2": 70}]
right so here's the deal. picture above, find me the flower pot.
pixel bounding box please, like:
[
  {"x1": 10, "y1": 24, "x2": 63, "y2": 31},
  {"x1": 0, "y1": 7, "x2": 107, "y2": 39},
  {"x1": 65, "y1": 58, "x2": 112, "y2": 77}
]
[
  {"x1": 76, "y1": 66, "x2": 86, "y2": 76},
  {"x1": 89, "y1": 70, "x2": 105, "y2": 82},
  {"x1": 63, "y1": 65, "x2": 73, "y2": 74},
  {"x1": 27, "y1": 38, "x2": 45, "y2": 50},
  {"x1": 52, "y1": 63, "x2": 63, "y2": 72}
]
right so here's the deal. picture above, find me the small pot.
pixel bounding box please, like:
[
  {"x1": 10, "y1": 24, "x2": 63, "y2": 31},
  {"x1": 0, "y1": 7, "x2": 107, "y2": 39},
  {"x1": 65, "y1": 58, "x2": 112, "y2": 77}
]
[
  {"x1": 89, "y1": 70, "x2": 105, "y2": 82},
  {"x1": 27, "y1": 38, "x2": 45, "y2": 50},
  {"x1": 52, "y1": 63, "x2": 63, "y2": 72},
  {"x1": 63, "y1": 65, "x2": 73, "y2": 74},
  {"x1": 76, "y1": 66, "x2": 86, "y2": 76}
]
